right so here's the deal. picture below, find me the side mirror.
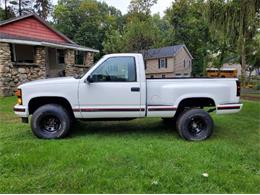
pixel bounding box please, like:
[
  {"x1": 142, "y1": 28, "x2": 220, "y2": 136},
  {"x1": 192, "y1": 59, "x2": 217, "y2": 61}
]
[{"x1": 86, "y1": 75, "x2": 94, "y2": 83}]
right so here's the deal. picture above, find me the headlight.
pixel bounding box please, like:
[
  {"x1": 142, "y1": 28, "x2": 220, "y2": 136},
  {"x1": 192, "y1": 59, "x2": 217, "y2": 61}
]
[{"x1": 15, "y1": 89, "x2": 22, "y2": 105}]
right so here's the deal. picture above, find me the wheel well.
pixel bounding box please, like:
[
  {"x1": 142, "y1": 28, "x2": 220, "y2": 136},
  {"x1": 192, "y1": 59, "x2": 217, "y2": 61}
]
[
  {"x1": 28, "y1": 97, "x2": 75, "y2": 118},
  {"x1": 176, "y1": 97, "x2": 215, "y2": 113}
]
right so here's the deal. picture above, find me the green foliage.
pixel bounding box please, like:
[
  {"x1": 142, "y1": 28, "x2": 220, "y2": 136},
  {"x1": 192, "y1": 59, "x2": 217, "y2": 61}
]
[
  {"x1": 1, "y1": 97, "x2": 260, "y2": 193},
  {"x1": 103, "y1": 30, "x2": 124, "y2": 53},
  {"x1": 103, "y1": 17, "x2": 163, "y2": 53},
  {"x1": 128, "y1": 0, "x2": 157, "y2": 16},
  {"x1": 124, "y1": 17, "x2": 163, "y2": 52},
  {"x1": 53, "y1": 0, "x2": 123, "y2": 57},
  {"x1": 207, "y1": 0, "x2": 259, "y2": 78},
  {"x1": 103, "y1": 0, "x2": 165, "y2": 54},
  {"x1": 165, "y1": 0, "x2": 211, "y2": 75},
  {"x1": 0, "y1": 7, "x2": 5, "y2": 20},
  {"x1": 0, "y1": 0, "x2": 16, "y2": 20},
  {"x1": 2, "y1": 0, "x2": 259, "y2": 76},
  {"x1": 247, "y1": 32, "x2": 260, "y2": 69}
]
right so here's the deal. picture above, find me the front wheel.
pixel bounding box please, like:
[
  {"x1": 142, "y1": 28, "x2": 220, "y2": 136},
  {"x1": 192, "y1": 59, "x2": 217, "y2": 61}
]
[
  {"x1": 176, "y1": 108, "x2": 214, "y2": 141},
  {"x1": 31, "y1": 104, "x2": 71, "y2": 139}
]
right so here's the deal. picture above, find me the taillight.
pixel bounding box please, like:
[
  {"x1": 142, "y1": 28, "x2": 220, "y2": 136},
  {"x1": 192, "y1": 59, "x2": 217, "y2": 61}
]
[
  {"x1": 236, "y1": 80, "x2": 240, "y2": 96},
  {"x1": 15, "y1": 89, "x2": 22, "y2": 105}
]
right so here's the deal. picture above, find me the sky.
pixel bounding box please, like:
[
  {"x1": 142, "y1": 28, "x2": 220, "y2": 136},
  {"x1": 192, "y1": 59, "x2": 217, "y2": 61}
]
[{"x1": 51, "y1": 0, "x2": 173, "y2": 17}]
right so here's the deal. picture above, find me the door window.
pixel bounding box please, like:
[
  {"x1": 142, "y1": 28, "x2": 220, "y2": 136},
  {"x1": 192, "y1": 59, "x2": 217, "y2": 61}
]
[{"x1": 91, "y1": 57, "x2": 136, "y2": 82}]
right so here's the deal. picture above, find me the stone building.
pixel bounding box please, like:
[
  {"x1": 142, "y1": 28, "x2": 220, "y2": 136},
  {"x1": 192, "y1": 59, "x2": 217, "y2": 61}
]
[
  {"x1": 142, "y1": 45, "x2": 193, "y2": 78},
  {"x1": 0, "y1": 14, "x2": 99, "y2": 96}
]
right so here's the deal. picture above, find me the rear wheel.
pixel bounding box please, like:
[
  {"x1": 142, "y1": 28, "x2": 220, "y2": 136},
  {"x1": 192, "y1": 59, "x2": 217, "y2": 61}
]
[
  {"x1": 31, "y1": 104, "x2": 71, "y2": 139},
  {"x1": 176, "y1": 108, "x2": 214, "y2": 141}
]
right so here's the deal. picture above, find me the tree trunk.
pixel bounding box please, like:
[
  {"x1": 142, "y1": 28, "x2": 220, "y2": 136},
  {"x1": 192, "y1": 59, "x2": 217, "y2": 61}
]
[
  {"x1": 247, "y1": 68, "x2": 252, "y2": 83},
  {"x1": 240, "y1": 41, "x2": 247, "y2": 84},
  {"x1": 19, "y1": 0, "x2": 22, "y2": 16},
  {"x1": 4, "y1": 0, "x2": 7, "y2": 19}
]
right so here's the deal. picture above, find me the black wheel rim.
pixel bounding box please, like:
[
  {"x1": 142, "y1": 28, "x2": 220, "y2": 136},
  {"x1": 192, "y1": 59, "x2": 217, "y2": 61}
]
[
  {"x1": 188, "y1": 116, "x2": 207, "y2": 136},
  {"x1": 40, "y1": 115, "x2": 61, "y2": 133}
]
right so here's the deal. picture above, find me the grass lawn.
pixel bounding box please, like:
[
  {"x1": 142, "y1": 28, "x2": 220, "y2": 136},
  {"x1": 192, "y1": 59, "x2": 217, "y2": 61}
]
[{"x1": 0, "y1": 97, "x2": 259, "y2": 193}]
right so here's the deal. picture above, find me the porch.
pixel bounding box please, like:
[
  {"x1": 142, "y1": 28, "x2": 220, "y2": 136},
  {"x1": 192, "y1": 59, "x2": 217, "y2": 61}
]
[{"x1": 0, "y1": 41, "x2": 98, "y2": 96}]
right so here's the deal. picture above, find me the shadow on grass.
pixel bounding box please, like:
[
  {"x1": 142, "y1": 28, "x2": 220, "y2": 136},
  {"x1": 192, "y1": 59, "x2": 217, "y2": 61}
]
[{"x1": 69, "y1": 118, "x2": 178, "y2": 138}]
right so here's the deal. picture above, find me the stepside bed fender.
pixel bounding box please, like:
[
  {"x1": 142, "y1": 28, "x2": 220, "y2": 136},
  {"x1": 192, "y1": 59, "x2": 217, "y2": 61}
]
[{"x1": 174, "y1": 94, "x2": 217, "y2": 110}]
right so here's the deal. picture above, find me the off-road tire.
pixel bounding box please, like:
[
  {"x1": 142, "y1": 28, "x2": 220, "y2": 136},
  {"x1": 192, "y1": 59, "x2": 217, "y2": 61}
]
[
  {"x1": 176, "y1": 108, "x2": 214, "y2": 141},
  {"x1": 31, "y1": 104, "x2": 71, "y2": 139}
]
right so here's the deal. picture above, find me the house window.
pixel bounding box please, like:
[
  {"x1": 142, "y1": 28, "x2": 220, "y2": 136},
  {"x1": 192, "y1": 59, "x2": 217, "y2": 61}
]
[
  {"x1": 189, "y1": 60, "x2": 191, "y2": 68},
  {"x1": 175, "y1": 73, "x2": 182, "y2": 77},
  {"x1": 57, "y1": 49, "x2": 65, "y2": 64},
  {"x1": 159, "y1": 58, "x2": 167, "y2": 68},
  {"x1": 144, "y1": 60, "x2": 147, "y2": 70},
  {"x1": 11, "y1": 44, "x2": 35, "y2": 63},
  {"x1": 75, "y1": 51, "x2": 84, "y2": 65},
  {"x1": 151, "y1": 75, "x2": 154, "y2": 78},
  {"x1": 184, "y1": 60, "x2": 186, "y2": 68},
  {"x1": 162, "y1": 75, "x2": 165, "y2": 78}
]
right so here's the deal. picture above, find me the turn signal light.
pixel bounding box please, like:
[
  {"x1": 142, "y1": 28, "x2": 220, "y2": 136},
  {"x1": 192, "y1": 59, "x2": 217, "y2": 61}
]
[
  {"x1": 15, "y1": 89, "x2": 22, "y2": 105},
  {"x1": 17, "y1": 97, "x2": 22, "y2": 105}
]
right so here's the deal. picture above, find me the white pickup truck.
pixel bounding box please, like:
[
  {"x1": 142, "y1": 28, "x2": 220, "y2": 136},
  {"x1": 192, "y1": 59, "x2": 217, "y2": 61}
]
[{"x1": 14, "y1": 53, "x2": 242, "y2": 141}]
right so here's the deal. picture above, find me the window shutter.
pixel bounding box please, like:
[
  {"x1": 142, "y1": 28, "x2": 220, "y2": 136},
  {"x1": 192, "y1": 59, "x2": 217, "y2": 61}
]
[
  {"x1": 165, "y1": 58, "x2": 168, "y2": 68},
  {"x1": 158, "y1": 59, "x2": 160, "y2": 69}
]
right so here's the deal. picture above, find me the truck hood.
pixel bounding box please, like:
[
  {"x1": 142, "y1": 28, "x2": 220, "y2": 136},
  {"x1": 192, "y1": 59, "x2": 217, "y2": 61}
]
[{"x1": 19, "y1": 77, "x2": 78, "y2": 88}]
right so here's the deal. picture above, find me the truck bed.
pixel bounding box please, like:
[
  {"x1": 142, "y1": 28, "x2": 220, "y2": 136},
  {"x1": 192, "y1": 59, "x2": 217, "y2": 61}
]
[{"x1": 146, "y1": 78, "x2": 240, "y2": 116}]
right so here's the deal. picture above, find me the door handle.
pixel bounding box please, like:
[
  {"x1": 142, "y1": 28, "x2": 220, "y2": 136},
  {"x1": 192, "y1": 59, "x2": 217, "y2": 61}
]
[{"x1": 131, "y1": 87, "x2": 140, "y2": 92}]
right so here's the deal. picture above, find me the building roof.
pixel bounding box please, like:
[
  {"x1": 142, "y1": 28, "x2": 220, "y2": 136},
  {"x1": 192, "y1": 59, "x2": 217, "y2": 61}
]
[
  {"x1": 142, "y1": 45, "x2": 193, "y2": 60},
  {"x1": 0, "y1": 32, "x2": 99, "y2": 52},
  {"x1": 0, "y1": 14, "x2": 99, "y2": 53}
]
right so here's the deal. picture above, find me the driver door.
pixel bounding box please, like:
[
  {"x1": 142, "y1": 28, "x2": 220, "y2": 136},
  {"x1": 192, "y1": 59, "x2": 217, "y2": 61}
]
[{"x1": 78, "y1": 56, "x2": 142, "y2": 118}]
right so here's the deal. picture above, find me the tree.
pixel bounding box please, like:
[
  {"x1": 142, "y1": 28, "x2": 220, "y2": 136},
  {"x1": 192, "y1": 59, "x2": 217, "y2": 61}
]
[
  {"x1": 124, "y1": 17, "x2": 162, "y2": 52},
  {"x1": 34, "y1": 0, "x2": 52, "y2": 20},
  {"x1": 0, "y1": 7, "x2": 4, "y2": 20},
  {"x1": 0, "y1": 0, "x2": 15, "y2": 20},
  {"x1": 53, "y1": 0, "x2": 123, "y2": 58},
  {"x1": 103, "y1": 30, "x2": 124, "y2": 53},
  {"x1": 9, "y1": 0, "x2": 33, "y2": 16},
  {"x1": 165, "y1": 0, "x2": 211, "y2": 76},
  {"x1": 128, "y1": 0, "x2": 157, "y2": 16},
  {"x1": 246, "y1": 32, "x2": 260, "y2": 82},
  {"x1": 0, "y1": 0, "x2": 52, "y2": 20},
  {"x1": 208, "y1": 0, "x2": 259, "y2": 80},
  {"x1": 103, "y1": 0, "x2": 163, "y2": 53}
]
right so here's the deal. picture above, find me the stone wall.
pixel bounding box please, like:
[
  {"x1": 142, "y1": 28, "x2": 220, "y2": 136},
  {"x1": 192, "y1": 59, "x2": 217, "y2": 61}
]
[
  {"x1": 65, "y1": 49, "x2": 94, "y2": 77},
  {"x1": 0, "y1": 43, "x2": 46, "y2": 96},
  {"x1": 0, "y1": 42, "x2": 12, "y2": 96}
]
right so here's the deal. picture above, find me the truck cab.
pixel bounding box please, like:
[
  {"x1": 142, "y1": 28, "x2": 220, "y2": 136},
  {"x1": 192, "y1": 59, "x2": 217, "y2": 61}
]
[{"x1": 78, "y1": 54, "x2": 146, "y2": 118}]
